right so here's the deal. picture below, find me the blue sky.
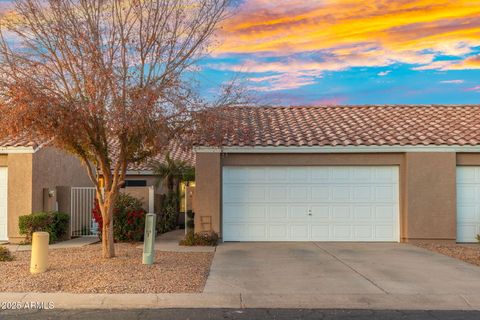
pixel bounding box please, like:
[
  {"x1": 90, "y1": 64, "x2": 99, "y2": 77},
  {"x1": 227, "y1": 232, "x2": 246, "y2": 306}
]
[{"x1": 197, "y1": 0, "x2": 480, "y2": 105}]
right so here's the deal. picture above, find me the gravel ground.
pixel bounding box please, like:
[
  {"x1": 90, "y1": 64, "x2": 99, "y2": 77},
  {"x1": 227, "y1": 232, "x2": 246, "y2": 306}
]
[
  {"x1": 414, "y1": 242, "x2": 480, "y2": 267},
  {"x1": 0, "y1": 243, "x2": 214, "y2": 293}
]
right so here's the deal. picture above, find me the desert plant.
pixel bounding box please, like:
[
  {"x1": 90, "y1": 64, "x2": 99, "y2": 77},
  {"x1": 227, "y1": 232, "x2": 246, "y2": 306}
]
[
  {"x1": 93, "y1": 194, "x2": 146, "y2": 242},
  {"x1": 179, "y1": 231, "x2": 219, "y2": 246},
  {"x1": 157, "y1": 192, "x2": 180, "y2": 234},
  {"x1": 0, "y1": 246, "x2": 14, "y2": 262},
  {"x1": 18, "y1": 212, "x2": 69, "y2": 244}
]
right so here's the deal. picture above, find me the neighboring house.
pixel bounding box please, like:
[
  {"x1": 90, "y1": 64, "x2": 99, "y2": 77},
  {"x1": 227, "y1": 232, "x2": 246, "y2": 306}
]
[
  {"x1": 121, "y1": 143, "x2": 195, "y2": 214},
  {"x1": 0, "y1": 137, "x2": 194, "y2": 243},
  {"x1": 194, "y1": 105, "x2": 480, "y2": 243},
  {"x1": 0, "y1": 137, "x2": 92, "y2": 243}
]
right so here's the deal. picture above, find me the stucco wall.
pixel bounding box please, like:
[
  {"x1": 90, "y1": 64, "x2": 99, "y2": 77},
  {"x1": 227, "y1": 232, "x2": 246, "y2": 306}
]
[
  {"x1": 195, "y1": 153, "x2": 221, "y2": 234},
  {"x1": 31, "y1": 147, "x2": 93, "y2": 213},
  {"x1": 404, "y1": 152, "x2": 457, "y2": 241},
  {"x1": 6, "y1": 153, "x2": 33, "y2": 241}
]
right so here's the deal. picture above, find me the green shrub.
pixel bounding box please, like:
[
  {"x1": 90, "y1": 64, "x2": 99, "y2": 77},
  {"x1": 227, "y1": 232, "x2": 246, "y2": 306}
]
[
  {"x1": 476, "y1": 234, "x2": 480, "y2": 243},
  {"x1": 18, "y1": 212, "x2": 69, "y2": 244},
  {"x1": 0, "y1": 246, "x2": 14, "y2": 262},
  {"x1": 179, "y1": 231, "x2": 219, "y2": 246},
  {"x1": 157, "y1": 192, "x2": 179, "y2": 234}
]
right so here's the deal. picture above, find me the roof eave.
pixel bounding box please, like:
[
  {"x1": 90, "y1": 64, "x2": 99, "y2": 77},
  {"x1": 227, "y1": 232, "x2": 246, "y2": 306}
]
[{"x1": 194, "y1": 145, "x2": 480, "y2": 154}]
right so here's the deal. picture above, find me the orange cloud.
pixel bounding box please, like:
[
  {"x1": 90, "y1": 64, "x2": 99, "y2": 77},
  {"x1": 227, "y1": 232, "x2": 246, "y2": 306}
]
[
  {"x1": 212, "y1": 0, "x2": 480, "y2": 90},
  {"x1": 219, "y1": 0, "x2": 480, "y2": 56}
]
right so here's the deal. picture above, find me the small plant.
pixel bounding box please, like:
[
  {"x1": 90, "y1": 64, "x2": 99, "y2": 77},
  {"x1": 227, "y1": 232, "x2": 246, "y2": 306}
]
[
  {"x1": 476, "y1": 234, "x2": 480, "y2": 243},
  {"x1": 18, "y1": 212, "x2": 69, "y2": 244},
  {"x1": 0, "y1": 246, "x2": 14, "y2": 262},
  {"x1": 179, "y1": 231, "x2": 219, "y2": 246}
]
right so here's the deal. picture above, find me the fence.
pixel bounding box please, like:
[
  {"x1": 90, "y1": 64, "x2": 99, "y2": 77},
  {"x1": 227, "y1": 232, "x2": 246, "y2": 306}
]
[{"x1": 70, "y1": 187, "x2": 97, "y2": 237}]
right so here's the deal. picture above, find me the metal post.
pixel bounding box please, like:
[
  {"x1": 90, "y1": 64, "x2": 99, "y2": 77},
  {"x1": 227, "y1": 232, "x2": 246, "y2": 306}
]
[{"x1": 142, "y1": 213, "x2": 156, "y2": 265}]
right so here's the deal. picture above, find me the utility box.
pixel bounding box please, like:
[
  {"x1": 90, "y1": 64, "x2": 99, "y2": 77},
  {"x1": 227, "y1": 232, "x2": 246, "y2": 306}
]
[
  {"x1": 142, "y1": 213, "x2": 156, "y2": 265},
  {"x1": 30, "y1": 232, "x2": 49, "y2": 274}
]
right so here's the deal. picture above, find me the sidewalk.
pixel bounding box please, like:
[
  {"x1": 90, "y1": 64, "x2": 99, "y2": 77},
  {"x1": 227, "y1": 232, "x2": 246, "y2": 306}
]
[
  {"x1": 0, "y1": 292, "x2": 479, "y2": 310},
  {"x1": 5, "y1": 237, "x2": 99, "y2": 252}
]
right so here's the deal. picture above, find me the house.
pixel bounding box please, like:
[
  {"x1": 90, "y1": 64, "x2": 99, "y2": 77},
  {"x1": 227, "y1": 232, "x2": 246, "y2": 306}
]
[
  {"x1": 0, "y1": 137, "x2": 92, "y2": 243},
  {"x1": 194, "y1": 105, "x2": 480, "y2": 243},
  {"x1": 0, "y1": 136, "x2": 194, "y2": 243}
]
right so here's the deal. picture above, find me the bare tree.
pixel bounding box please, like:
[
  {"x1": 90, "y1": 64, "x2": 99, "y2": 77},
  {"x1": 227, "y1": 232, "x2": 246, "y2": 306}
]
[{"x1": 0, "y1": 0, "x2": 232, "y2": 258}]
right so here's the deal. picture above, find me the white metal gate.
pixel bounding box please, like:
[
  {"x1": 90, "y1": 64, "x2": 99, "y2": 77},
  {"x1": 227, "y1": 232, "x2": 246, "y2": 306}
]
[{"x1": 71, "y1": 187, "x2": 97, "y2": 237}]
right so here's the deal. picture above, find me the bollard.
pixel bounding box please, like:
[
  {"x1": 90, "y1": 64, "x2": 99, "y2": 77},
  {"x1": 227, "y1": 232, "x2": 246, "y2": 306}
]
[
  {"x1": 30, "y1": 232, "x2": 49, "y2": 274},
  {"x1": 143, "y1": 213, "x2": 156, "y2": 265}
]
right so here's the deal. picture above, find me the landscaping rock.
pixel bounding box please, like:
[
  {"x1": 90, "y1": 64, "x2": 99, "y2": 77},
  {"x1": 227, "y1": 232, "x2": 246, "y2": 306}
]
[{"x1": 0, "y1": 243, "x2": 213, "y2": 294}]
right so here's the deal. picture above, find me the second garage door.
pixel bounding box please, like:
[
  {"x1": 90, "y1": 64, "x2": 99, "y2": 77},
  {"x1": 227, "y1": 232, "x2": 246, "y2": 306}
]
[{"x1": 222, "y1": 166, "x2": 399, "y2": 242}]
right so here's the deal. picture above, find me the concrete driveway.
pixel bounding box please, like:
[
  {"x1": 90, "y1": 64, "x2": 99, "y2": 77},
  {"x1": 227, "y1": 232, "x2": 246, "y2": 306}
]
[{"x1": 204, "y1": 242, "x2": 480, "y2": 295}]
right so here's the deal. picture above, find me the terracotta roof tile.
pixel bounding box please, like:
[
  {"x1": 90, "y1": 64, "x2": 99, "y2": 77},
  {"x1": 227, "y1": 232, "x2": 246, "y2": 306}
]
[{"x1": 201, "y1": 105, "x2": 480, "y2": 147}]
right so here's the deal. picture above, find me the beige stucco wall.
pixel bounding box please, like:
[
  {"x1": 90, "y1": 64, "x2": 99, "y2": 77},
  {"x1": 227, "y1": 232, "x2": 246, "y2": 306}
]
[
  {"x1": 195, "y1": 153, "x2": 221, "y2": 234},
  {"x1": 31, "y1": 147, "x2": 93, "y2": 213},
  {"x1": 404, "y1": 153, "x2": 457, "y2": 242},
  {"x1": 5, "y1": 153, "x2": 33, "y2": 242},
  {"x1": 195, "y1": 151, "x2": 468, "y2": 242}
]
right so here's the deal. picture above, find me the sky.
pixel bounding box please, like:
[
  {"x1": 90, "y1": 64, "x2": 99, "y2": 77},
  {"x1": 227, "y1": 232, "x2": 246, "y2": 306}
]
[
  {"x1": 1, "y1": 0, "x2": 480, "y2": 105},
  {"x1": 200, "y1": 0, "x2": 480, "y2": 105}
]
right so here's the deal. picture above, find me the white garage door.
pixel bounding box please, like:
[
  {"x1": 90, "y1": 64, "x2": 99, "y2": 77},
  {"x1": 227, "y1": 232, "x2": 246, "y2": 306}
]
[
  {"x1": 457, "y1": 167, "x2": 480, "y2": 242},
  {"x1": 0, "y1": 168, "x2": 7, "y2": 241},
  {"x1": 222, "y1": 166, "x2": 399, "y2": 242}
]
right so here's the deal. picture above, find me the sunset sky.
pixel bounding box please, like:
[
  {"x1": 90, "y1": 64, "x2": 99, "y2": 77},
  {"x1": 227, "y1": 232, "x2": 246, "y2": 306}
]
[{"x1": 1, "y1": 0, "x2": 480, "y2": 105}]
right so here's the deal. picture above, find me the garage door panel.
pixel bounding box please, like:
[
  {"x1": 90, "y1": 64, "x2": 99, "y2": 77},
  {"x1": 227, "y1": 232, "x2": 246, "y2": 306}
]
[
  {"x1": 289, "y1": 205, "x2": 309, "y2": 219},
  {"x1": 223, "y1": 166, "x2": 399, "y2": 242},
  {"x1": 288, "y1": 168, "x2": 309, "y2": 182},
  {"x1": 311, "y1": 186, "x2": 330, "y2": 201},
  {"x1": 457, "y1": 167, "x2": 480, "y2": 242},
  {"x1": 269, "y1": 224, "x2": 289, "y2": 240},
  {"x1": 332, "y1": 186, "x2": 350, "y2": 201},
  {"x1": 354, "y1": 225, "x2": 374, "y2": 240},
  {"x1": 311, "y1": 224, "x2": 330, "y2": 240},
  {"x1": 333, "y1": 225, "x2": 352, "y2": 240},
  {"x1": 375, "y1": 225, "x2": 395, "y2": 239},
  {"x1": 311, "y1": 205, "x2": 329, "y2": 219},
  {"x1": 353, "y1": 206, "x2": 374, "y2": 219},
  {"x1": 291, "y1": 224, "x2": 309, "y2": 240},
  {"x1": 268, "y1": 206, "x2": 289, "y2": 219},
  {"x1": 289, "y1": 187, "x2": 309, "y2": 201},
  {"x1": 269, "y1": 187, "x2": 288, "y2": 201},
  {"x1": 332, "y1": 206, "x2": 350, "y2": 219},
  {"x1": 375, "y1": 205, "x2": 397, "y2": 220}
]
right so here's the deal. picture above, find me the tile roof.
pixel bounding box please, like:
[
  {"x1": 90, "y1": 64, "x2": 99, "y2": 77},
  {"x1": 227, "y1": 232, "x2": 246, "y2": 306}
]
[
  {"x1": 125, "y1": 143, "x2": 195, "y2": 172},
  {"x1": 201, "y1": 105, "x2": 480, "y2": 147},
  {"x1": 0, "y1": 136, "x2": 40, "y2": 148},
  {"x1": 0, "y1": 134, "x2": 193, "y2": 172}
]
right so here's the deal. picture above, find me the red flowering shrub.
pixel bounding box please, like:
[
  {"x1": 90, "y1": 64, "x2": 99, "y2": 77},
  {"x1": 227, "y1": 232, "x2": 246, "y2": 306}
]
[{"x1": 92, "y1": 194, "x2": 146, "y2": 242}]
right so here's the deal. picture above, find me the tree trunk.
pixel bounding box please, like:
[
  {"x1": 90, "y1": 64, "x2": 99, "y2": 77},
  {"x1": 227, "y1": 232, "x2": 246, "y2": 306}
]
[{"x1": 100, "y1": 195, "x2": 116, "y2": 258}]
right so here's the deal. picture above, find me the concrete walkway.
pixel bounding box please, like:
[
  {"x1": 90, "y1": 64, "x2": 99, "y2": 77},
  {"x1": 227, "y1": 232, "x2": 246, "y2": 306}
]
[
  {"x1": 136, "y1": 229, "x2": 216, "y2": 253},
  {"x1": 4, "y1": 237, "x2": 99, "y2": 252}
]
